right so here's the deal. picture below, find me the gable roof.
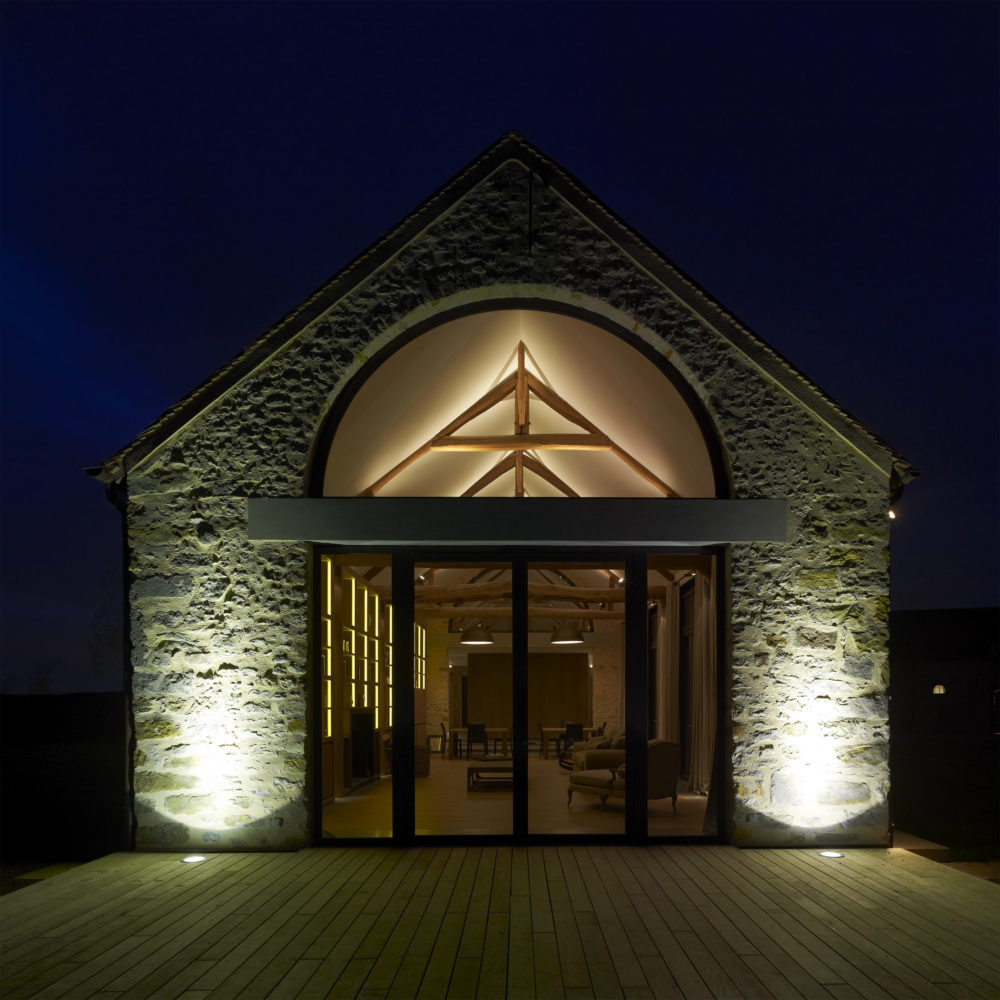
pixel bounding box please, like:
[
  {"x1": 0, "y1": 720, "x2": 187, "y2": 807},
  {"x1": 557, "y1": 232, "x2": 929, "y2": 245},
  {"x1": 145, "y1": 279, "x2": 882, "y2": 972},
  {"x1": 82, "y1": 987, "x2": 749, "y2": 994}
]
[{"x1": 88, "y1": 131, "x2": 916, "y2": 490}]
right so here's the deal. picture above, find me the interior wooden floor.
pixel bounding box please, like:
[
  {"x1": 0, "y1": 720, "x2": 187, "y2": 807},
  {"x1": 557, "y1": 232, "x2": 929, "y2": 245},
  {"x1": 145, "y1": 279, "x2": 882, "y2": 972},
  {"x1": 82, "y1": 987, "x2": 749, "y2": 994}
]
[
  {"x1": 3, "y1": 845, "x2": 997, "y2": 999},
  {"x1": 323, "y1": 755, "x2": 709, "y2": 839}
]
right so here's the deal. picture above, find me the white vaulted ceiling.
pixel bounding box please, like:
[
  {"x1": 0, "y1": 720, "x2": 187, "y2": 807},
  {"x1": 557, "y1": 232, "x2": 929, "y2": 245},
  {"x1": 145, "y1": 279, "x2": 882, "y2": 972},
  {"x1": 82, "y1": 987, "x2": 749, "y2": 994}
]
[{"x1": 323, "y1": 309, "x2": 716, "y2": 499}]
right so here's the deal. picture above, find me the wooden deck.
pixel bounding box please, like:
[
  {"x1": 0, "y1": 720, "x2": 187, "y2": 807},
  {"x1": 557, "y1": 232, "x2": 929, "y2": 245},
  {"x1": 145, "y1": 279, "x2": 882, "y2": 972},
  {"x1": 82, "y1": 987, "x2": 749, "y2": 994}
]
[{"x1": 1, "y1": 846, "x2": 997, "y2": 999}]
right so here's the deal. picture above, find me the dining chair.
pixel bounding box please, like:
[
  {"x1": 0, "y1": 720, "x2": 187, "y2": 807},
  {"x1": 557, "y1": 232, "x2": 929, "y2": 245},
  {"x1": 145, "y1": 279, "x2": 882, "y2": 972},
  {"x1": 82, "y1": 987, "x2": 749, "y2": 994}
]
[
  {"x1": 558, "y1": 722, "x2": 585, "y2": 767},
  {"x1": 466, "y1": 721, "x2": 488, "y2": 759},
  {"x1": 563, "y1": 721, "x2": 584, "y2": 752}
]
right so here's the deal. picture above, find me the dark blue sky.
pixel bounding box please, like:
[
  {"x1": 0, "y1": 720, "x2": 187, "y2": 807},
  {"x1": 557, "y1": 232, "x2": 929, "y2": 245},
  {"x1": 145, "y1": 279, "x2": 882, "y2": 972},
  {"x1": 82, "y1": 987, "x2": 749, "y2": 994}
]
[{"x1": 2, "y1": 2, "x2": 997, "y2": 692}]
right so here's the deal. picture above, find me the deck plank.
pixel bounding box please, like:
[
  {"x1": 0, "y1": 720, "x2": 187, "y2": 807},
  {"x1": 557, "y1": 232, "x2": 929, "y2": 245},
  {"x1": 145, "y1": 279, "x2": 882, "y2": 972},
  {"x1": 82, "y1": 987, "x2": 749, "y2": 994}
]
[
  {"x1": 477, "y1": 907, "x2": 510, "y2": 1000},
  {"x1": 508, "y1": 891, "x2": 537, "y2": 999},
  {"x1": 386, "y1": 872, "x2": 455, "y2": 1000},
  {"x1": 547, "y1": 866, "x2": 590, "y2": 991},
  {"x1": 417, "y1": 908, "x2": 466, "y2": 996},
  {"x1": 532, "y1": 930, "x2": 564, "y2": 1000},
  {"x1": 574, "y1": 909, "x2": 624, "y2": 1000},
  {"x1": 529, "y1": 846, "x2": 555, "y2": 935}
]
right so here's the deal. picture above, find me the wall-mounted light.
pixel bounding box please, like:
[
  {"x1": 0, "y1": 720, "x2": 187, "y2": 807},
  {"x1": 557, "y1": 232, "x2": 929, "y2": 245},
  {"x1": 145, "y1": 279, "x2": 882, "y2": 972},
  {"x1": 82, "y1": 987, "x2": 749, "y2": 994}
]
[
  {"x1": 888, "y1": 509, "x2": 896, "y2": 520},
  {"x1": 460, "y1": 622, "x2": 494, "y2": 646},
  {"x1": 550, "y1": 622, "x2": 584, "y2": 645},
  {"x1": 932, "y1": 684, "x2": 946, "y2": 695}
]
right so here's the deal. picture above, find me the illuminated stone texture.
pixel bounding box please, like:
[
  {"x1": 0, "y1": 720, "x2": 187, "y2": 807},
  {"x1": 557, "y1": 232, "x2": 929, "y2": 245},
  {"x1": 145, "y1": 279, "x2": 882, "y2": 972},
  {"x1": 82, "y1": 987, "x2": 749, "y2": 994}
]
[{"x1": 116, "y1": 135, "x2": 904, "y2": 848}]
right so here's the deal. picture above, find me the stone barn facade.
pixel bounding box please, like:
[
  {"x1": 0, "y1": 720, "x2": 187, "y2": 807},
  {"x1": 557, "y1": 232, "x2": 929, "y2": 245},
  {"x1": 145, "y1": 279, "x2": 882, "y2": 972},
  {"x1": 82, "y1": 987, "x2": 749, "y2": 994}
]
[{"x1": 90, "y1": 133, "x2": 914, "y2": 851}]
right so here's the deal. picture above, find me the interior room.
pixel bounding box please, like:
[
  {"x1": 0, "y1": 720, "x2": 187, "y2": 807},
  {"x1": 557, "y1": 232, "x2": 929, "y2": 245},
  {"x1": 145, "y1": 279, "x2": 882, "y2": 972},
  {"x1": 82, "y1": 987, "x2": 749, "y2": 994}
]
[{"x1": 320, "y1": 553, "x2": 717, "y2": 839}]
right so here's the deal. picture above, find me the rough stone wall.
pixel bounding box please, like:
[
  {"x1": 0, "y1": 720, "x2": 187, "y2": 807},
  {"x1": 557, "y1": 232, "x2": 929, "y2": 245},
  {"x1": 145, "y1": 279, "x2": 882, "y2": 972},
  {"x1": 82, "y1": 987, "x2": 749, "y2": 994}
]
[
  {"x1": 126, "y1": 481, "x2": 309, "y2": 849},
  {"x1": 125, "y1": 158, "x2": 892, "y2": 847}
]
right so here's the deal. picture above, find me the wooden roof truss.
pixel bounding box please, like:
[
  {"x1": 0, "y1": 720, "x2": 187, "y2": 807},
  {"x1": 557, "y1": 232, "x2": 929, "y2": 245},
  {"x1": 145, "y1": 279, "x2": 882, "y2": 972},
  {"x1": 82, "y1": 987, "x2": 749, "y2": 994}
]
[{"x1": 358, "y1": 342, "x2": 679, "y2": 498}]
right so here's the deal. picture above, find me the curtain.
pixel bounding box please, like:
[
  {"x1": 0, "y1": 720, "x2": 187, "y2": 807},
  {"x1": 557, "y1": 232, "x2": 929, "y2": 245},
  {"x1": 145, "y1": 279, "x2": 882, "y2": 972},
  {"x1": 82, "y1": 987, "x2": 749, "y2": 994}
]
[
  {"x1": 659, "y1": 588, "x2": 680, "y2": 743},
  {"x1": 688, "y1": 572, "x2": 716, "y2": 795}
]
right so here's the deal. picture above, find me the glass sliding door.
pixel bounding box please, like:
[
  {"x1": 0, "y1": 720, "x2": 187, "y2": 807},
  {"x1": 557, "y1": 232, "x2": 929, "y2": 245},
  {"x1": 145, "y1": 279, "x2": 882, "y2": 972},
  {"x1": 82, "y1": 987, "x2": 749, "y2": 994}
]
[
  {"x1": 413, "y1": 560, "x2": 514, "y2": 836},
  {"x1": 528, "y1": 559, "x2": 628, "y2": 835},
  {"x1": 318, "y1": 549, "x2": 719, "y2": 843}
]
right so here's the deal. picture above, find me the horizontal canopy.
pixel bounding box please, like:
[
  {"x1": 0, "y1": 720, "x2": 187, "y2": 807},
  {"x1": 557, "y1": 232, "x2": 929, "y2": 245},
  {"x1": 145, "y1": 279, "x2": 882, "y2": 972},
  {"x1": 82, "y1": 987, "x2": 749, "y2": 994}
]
[{"x1": 247, "y1": 498, "x2": 786, "y2": 546}]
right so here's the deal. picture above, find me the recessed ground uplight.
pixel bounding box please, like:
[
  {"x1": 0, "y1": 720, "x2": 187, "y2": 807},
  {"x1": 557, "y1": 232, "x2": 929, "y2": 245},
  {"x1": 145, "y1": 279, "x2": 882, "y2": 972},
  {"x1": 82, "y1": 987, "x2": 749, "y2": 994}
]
[
  {"x1": 182, "y1": 855, "x2": 207, "y2": 863},
  {"x1": 819, "y1": 851, "x2": 844, "y2": 858}
]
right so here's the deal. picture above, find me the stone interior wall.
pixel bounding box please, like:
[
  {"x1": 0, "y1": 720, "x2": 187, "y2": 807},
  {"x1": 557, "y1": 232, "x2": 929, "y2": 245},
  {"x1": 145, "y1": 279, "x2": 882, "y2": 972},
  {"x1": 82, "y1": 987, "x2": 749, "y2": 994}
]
[
  {"x1": 591, "y1": 625, "x2": 624, "y2": 731},
  {"x1": 124, "y1": 156, "x2": 892, "y2": 847},
  {"x1": 424, "y1": 620, "x2": 450, "y2": 744}
]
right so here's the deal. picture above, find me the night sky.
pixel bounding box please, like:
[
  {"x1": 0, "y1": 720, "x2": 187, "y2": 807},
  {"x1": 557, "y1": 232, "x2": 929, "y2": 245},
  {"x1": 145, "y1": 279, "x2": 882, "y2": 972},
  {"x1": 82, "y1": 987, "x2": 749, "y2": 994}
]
[{"x1": 2, "y1": 2, "x2": 996, "y2": 693}]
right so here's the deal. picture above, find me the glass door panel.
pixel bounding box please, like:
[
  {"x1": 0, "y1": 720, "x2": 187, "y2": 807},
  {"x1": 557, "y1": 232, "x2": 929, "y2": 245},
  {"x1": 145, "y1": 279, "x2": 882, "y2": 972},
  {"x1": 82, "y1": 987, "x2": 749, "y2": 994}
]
[
  {"x1": 320, "y1": 554, "x2": 394, "y2": 838},
  {"x1": 414, "y1": 561, "x2": 514, "y2": 836},
  {"x1": 646, "y1": 555, "x2": 718, "y2": 838},
  {"x1": 528, "y1": 560, "x2": 627, "y2": 835}
]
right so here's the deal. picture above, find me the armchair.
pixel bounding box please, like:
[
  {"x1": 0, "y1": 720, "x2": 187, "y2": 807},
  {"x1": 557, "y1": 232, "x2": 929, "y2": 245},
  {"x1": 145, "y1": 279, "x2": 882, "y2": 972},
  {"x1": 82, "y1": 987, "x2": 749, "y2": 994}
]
[{"x1": 566, "y1": 739, "x2": 680, "y2": 811}]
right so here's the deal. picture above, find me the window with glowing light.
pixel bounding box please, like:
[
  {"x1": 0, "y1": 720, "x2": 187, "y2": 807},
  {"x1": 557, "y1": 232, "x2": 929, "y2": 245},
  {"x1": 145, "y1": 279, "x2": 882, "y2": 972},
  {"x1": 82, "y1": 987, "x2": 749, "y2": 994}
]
[{"x1": 320, "y1": 555, "x2": 426, "y2": 824}]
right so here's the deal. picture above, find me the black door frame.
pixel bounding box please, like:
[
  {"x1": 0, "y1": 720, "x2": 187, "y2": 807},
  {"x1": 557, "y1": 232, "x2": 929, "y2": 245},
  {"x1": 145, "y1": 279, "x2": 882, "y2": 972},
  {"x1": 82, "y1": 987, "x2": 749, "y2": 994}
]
[{"x1": 315, "y1": 544, "x2": 725, "y2": 846}]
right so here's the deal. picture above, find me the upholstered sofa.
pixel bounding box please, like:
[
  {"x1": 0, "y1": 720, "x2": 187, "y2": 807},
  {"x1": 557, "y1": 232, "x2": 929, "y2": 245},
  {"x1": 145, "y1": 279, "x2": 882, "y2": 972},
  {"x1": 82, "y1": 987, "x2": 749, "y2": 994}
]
[{"x1": 566, "y1": 738, "x2": 680, "y2": 811}]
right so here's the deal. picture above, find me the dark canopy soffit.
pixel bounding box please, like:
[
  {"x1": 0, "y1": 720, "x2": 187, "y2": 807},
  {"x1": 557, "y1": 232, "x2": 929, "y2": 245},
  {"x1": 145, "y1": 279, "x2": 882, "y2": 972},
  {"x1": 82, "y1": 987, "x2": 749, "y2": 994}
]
[{"x1": 247, "y1": 497, "x2": 787, "y2": 546}]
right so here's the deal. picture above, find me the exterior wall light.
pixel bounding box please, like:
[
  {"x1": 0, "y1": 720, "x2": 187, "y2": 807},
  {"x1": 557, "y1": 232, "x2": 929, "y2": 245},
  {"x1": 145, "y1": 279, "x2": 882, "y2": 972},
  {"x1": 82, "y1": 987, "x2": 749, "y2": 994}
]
[
  {"x1": 888, "y1": 509, "x2": 896, "y2": 519},
  {"x1": 932, "y1": 684, "x2": 946, "y2": 695}
]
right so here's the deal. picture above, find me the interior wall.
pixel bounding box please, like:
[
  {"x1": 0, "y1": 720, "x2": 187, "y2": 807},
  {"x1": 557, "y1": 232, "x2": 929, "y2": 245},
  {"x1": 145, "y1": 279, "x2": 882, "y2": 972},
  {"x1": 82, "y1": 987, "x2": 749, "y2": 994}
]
[
  {"x1": 466, "y1": 654, "x2": 512, "y2": 727},
  {"x1": 465, "y1": 652, "x2": 591, "y2": 730},
  {"x1": 527, "y1": 653, "x2": 590, "y2": 730}
]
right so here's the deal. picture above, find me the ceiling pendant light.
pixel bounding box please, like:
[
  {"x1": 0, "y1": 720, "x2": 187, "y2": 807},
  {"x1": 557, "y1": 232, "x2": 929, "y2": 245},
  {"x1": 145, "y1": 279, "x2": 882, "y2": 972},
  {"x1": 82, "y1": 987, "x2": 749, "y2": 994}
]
[
  {"x1": 550, "y1": 622, "x2": 584, "y2": 645},
  {"x1": 460, "y1": 622, "x2": 494, "y2": 646}
]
